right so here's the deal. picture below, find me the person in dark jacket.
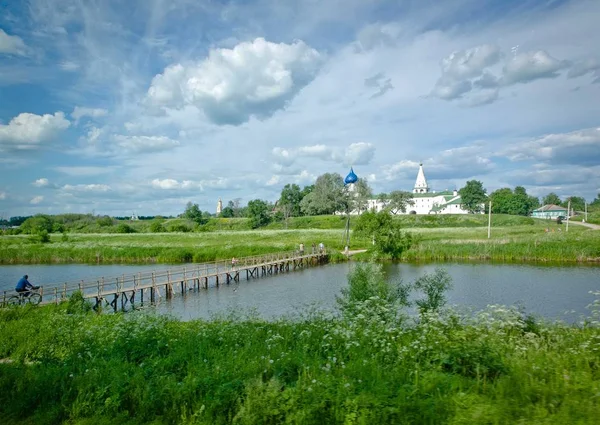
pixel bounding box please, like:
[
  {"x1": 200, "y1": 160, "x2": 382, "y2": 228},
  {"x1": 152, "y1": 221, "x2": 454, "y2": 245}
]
[{"x1": 15, "y1": 275, "x2": 39, "y2": 293}]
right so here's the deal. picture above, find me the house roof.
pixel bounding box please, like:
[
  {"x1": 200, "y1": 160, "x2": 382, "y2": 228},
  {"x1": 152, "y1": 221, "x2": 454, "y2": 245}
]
[
  {"x1": 533, "y1": 204, "x2": 567, "y2": 212},
  {"x1": 412, "y1": 190, "x2": 455, "y2": 198}
]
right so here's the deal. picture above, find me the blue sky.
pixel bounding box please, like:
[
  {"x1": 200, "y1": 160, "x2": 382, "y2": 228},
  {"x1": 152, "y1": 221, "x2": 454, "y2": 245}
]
[{"x1": 1, "y1": 0, "x2": 599, "y2": 218}]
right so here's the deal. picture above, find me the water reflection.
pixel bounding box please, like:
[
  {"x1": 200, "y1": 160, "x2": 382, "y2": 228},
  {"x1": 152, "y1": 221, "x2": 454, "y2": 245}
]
[{"x1": 1, "y1": 262, "x2": 598, "y2": 322}]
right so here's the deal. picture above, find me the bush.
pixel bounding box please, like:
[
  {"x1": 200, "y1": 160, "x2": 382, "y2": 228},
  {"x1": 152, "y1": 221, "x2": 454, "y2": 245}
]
[
  {"x1": 414, "y1": 268, "x2": 453, "y2": 314},
  {"x1": 115, "y1": 223, "x2": 135, "y2": 233},
  {"x1": 149, "y1": 220, "x2": 166, "y2": 233},
  {"x1": 29, "y1": 229, "x2": 51, "y2": 243}
]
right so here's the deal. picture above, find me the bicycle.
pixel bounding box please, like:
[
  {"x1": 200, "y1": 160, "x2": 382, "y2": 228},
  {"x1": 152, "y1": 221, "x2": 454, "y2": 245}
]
[{"x1": 7, "y1": 288, "x2": 42, "y2": 306}]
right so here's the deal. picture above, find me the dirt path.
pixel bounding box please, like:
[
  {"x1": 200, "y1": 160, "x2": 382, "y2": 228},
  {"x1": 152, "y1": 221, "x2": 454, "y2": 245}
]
[
  {"x1": 342, "y1": 249, "x2": 368, "y2": 256},
  {"x1": 566, "y1": 220, "x2": 600, "y2": 230}
]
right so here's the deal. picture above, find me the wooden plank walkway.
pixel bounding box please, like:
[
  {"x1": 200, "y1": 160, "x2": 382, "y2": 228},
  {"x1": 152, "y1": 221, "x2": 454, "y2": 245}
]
[{"x1": 2, "y1": 250, "x2": 329, "y2": 312}]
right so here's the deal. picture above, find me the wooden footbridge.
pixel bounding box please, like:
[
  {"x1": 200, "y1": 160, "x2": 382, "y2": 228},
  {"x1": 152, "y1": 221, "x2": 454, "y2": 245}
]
[{"x1": 2, "y1": 250, "x2": 328, "y2": 312}]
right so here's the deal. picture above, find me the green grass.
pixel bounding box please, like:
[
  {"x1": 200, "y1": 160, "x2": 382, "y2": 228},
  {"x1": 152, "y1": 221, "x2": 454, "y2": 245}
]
[
  {"x1": 1, "y1": 287, "x2": 599, "y2": 424},
  {"x1": 1, "y1": 215, "x2": 599, "y2": 264},
  {"x1": 570, "y1": 213, "x2": 600, "y2": 225}
]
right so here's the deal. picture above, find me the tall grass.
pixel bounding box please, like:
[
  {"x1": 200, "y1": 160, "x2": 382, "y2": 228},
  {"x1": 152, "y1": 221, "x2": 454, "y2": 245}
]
[
  {"x1": 1, "y1": 270, "x2": 599, "y2": 424},
  {"x1": 3, "y1": 219, "x2": 600, "y2": 264}
]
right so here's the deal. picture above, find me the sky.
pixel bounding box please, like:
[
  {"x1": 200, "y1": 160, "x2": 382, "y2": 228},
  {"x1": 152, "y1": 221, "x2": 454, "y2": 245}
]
[{"x1": 1, "y1": 0, "x2": 599, "y2": 218}]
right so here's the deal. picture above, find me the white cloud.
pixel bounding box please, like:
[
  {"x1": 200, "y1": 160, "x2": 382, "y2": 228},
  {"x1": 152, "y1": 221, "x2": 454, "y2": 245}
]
[
  {"x1": 344, "y1": 142, "x2": 375, "y2": 165},
  {"x1": 431, "y1": 47, "x2": 570, "y2": 105},
  {"x1": 60, "y1": 61, "x2": 80, "y2": 71},
  {"x1": 441, "y1": 44, "x2": 502, "y2": 80},
  {"x1": 151, "y1": 179, "x2": 203, "y2": 190},
  {"x1": 501, "y1": 50, "x2": 568, "y2": 85},
  {"x1": 62, "y1": 184, "x2": 111, "y2": 193},
  {"x1": 0, "y1": 112, "x2": 70, "y2": 150},
  {"x1": 30, "y1": 196, "x2": 44, "y2": 205},
  {"x1": 112, "y1": 135, "x2": 180, "y2": 153},
  {"x1": 71, "y1": 106, "x2": 108, "y2": 123},
  {"x1": 272, "y1": 142, "x2": 375, "y2": 167},
  {"x1": 54, "y1": 166, "x2": 117, "y2": 176},
  {"x1": 145, "y1": 37, "x2": 323, "y2": 125},
  {"x1": 266, "y1": 175, "x2": 280, "y2": 186},
  {"x1": 567, "y1": 58, "x2": 600, "y2": 83},
  {"x1": 0, "y1": 192, "x2": 6, "y2": 200},
  {"x1": 33, "y1": 178, "x2": 50, "y2": 187},
  {"x1": 431, "y1": 44, "x2": 501, "y2": 101},
  {"x1": 0, "y1": 29, "x2": 27, "y2": 56},
  {"x1": 502, "y1": 127, "x2": 600, "y2": 166}
]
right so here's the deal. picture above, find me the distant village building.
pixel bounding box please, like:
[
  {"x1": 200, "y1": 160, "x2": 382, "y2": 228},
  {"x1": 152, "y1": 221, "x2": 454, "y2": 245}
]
[
  {"x1": 358, "y1": 164, "x2": 472, "y2": 215},
  {"x1": 216, "y1": 198, "x2": 223, "y2": 216},
  {"x1": 531, "y1": 204, "x2": 568, "y2": 219},
  {"x1": 130, "y1": 212, "x2": 139, "y2": 221}
]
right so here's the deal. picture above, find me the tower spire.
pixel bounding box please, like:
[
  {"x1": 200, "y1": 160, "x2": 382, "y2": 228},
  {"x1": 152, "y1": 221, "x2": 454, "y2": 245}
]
[{"x1": 413, "y1": 163, "x2": 429, "y2": 194}]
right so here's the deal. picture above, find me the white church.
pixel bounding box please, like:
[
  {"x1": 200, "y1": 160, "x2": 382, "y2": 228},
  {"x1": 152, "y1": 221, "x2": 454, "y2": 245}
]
[{"x1": 358, "y1": 164, "x2": 471, "y2": 215}]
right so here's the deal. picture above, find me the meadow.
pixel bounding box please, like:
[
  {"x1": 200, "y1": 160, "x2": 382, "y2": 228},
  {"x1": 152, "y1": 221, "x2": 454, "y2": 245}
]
[
  {"x1": 1, "y1": 263, "x2": 599, "y2": 424},
  {"x1": 1, "y1": 214, "x2": 599, "y2": 264}
]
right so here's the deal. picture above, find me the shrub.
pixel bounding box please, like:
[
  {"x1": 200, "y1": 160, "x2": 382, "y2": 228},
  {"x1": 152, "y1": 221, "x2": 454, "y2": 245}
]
[
  {"x1": 149, "y1": 220, "x2": 166, "y2": 233},
  {"x1": 115, "y1": 223, "x2": 135, "y2": 233},
  {"x1": 414, "y1": 268, "x2": 453, "y2": 314}
]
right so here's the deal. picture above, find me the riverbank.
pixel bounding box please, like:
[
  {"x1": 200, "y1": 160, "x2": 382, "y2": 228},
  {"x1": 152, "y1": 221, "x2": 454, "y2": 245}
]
[
  {"x1": 1, "y1": 288, "x2": 599, "y2": 424},
  {"x1": 2, "y1": 219, "x2": 600, "y2": 264}
]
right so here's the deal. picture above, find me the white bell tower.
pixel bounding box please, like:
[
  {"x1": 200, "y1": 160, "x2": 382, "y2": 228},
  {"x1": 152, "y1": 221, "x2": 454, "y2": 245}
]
[{"x1": 413, "y1": 163, "x2": 429, "y2": 194}]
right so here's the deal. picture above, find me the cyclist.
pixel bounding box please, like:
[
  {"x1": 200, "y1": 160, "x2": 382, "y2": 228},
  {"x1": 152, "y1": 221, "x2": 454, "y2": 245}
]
[{"x1": 15, "y1": 275, "x2": 39, "y2": 295}]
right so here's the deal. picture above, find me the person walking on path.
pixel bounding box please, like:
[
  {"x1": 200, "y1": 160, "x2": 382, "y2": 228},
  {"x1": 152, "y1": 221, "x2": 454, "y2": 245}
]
[
  {"x1": 299, "y1": 243, "x2": 305, "y2": 255},
  {"x1": 311, "y1": 243, "x2": 316, "y2": 254}
]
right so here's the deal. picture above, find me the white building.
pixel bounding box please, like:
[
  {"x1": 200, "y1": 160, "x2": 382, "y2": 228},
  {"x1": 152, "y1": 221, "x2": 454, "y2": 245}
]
[{"x1": 359, "y1": 164, "x2": 472, "y2": 215}]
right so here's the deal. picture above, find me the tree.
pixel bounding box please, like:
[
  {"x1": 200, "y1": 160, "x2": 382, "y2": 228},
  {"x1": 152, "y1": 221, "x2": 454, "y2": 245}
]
[
  {"x1": 489, "y1": 188, "x2": 514, "y2": 214},
  {"x1": 247, "y1": 199, "x2": 271, "y2": 228},
  {"x1": 279, "y1": 184, "x2": 304, "y2": 227},
  {"x1": 300, "y1": 173, "x2": 345, "y2": 215},
  {"x1": 20, "y1": 215, "x2": 53, "y2": 234},
  {"x1": 354, "y1": 210, "x2": 412, "y2": 259},
  {"x1": 543, "y1": 192, "x2": 562, "y2": 206},
  {"x1": 183, "y1": 202, "x2": 208, "y2": 225},
  {"x1": 220, "y1": 206, "x2": 235, "y2": 218},
  {"x1": 458, "y1": 180, "x2": 487, "y2": 213},
  {"x1": 564, "y1": 196, "x2": 586, "y2": 212},
  {"x1": 346, "y1": 179, "x2": 373, "y2": 213},
  {"x1": 386, "y1": 191, "x2": 415, "y2": 214}
]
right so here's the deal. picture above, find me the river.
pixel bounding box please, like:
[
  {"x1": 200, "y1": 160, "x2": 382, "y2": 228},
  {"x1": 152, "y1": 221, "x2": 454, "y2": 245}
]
[{"x1": 1, "y1": 262, "x2": 598, "y2": 322}]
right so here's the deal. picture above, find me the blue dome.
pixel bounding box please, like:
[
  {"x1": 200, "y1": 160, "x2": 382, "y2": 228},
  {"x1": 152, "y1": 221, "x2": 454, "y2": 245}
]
[{"x1": 344, "y1": 167, "x2": 358, "y2": 185}]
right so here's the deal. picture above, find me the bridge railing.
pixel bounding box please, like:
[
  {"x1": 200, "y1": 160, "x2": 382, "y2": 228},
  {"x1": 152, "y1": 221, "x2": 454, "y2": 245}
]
[{"x1": 2, "y1": 249, "x2": 326, "y2": 304}]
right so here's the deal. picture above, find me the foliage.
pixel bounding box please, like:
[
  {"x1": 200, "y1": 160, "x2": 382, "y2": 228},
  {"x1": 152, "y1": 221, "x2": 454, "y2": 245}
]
[
  {"x1": 220, "y1": 206, "x2": 235, "y2": 218},
  {"x1": 0, "y1": 279, "x2": 599, "y2": 424},
  {"x1": 20, "y1": 215, "x2": 53, "y2": 234},
  {"x1": 183, "y1": 202, "x2": 209, "y2": 225},
  {"x1": 413, "y1": 268, "x2": 453, "y2": 313},
  {"x1": 115, "y1": 223, "x2": 135, "y2": 233},
  {"x1": 336, "y1": 262, "x2": 410, "y2": 313},
  {"x1": 149, "y1": 220, "x2": 166, "y2": 233},
  {"x1": 300, "y1": 173, "x2": 345, "y2": 215},
  {"x1": 96, "y1": 216, "x2": 114, "y2": 227},
  {"x1": 542, "y1": 192, "x2": 562, "y2": 206},
  {"x1": 29, "y1": 229, "x2": 51, "y2": 243},
  {"x1": 489, "y1": 186, "x2": 539, "y2": 216},
  {"x1": 459, "y1": 180, "x2": 487, "y2": 214},
  {"x1": 564, "y1": 196, "x2": 586, "y2": 212},
  {"x1": 354, "y1": 210, "x2": 412, "y2": 259},
  {"x1": 247, "y1": 199, "x2": 272, "y2": 229},
  {"x1": 346, "y1": 179, "x2": 373, "y2": 213},
  {"x1": 386, "y1": 190, "x2": 415, "y2": 214}
]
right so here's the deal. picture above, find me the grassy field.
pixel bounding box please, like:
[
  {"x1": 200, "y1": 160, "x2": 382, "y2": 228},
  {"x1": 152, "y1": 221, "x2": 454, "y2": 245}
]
[
  {"x1": 1, "y1": 269, "x2": 599, "y2": 425},
  {"x1": 1, "y1": 215, "x2": 599, "y2": 264}
]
